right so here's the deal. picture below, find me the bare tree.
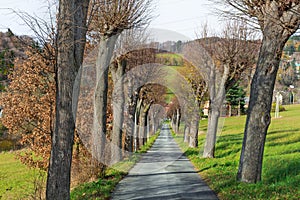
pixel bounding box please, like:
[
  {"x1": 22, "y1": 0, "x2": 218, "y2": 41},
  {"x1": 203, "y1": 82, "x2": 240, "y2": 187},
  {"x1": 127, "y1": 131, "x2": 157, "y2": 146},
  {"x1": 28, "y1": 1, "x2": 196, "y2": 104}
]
[
  {"x1": 88, "y1": 0, "x2": 152, "y2": 165},
  {"x1": 137, "y1": 83, "x2": 166, "y2": 146},
  {"x1": 176, "y1": 60, "x2": 208, "y2": 148},
  {"x1": 110, "y1": 28, "x2": 150, "y2": 162},
  {"x1": 46, "y1": 0, "x2": 90, "y2": 199},
  {"x1": 183, "y1": 21, "x2": 258, "y2": 154},
  {"x1": 202, "y1": 21, "x2": 258, "y2": 158},
  {"x1": 219, "y1": 0, "x2": 300, "y2": 183},
  {"x1": 123, "y1": 60, "x2": 164, "y2": 151}
]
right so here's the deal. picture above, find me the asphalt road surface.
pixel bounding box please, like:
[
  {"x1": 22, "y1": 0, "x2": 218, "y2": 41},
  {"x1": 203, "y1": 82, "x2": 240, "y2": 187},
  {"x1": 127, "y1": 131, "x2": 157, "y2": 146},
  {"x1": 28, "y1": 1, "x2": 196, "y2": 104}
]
[{"x1": 111, "y1": 124, "x2": 219, "y2": 200}]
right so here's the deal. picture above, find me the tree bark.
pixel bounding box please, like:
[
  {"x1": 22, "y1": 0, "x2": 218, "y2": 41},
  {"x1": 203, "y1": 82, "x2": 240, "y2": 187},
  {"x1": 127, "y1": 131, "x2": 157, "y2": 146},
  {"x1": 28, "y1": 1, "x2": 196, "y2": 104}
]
[
  {"x1": 125, "y1": 84, "x2": 141, "y2": 152},
  {"x1": 46, "y1": 1, "x2": 89, "y2": 199},
  {"x1": 147, "y1": 114, "x2": 150, "y2": 139},
  {"x1": 183, "y1": 123, "x2": 190, "y2": 143},
  {"x1": 151, "y1": 111, "x2": 156, "y2": 134},
  {"x1": 93, "y1": 35, "x2": 118, "y2": 166},
  {"x1": 111, "y1": 59, "x2": 126, "y2": 163},
  {"x1": 175, "y1": 108, "x2": 181, "y2": 133},
  {"x1": 203, "y1": 64, "x2": 229, "y2": 158},
  {"x1": 203, "y1": 107, "x2": 220, "y2": 158},
  {"x1": 138, "y1": 107, "x2": 146, "y2": 147},
  {"x1": 138, "y1": 103, "x2": 151, "y2": 147},
  {"x1": 237, "y1": 28, "x2": 291, "y2": 183},
  {"x1": 134, "y1": 98, "x2": 142, "y2": 151},
  {"x1": 189, "y1": 111, "x2": 200, "y2": 148}
]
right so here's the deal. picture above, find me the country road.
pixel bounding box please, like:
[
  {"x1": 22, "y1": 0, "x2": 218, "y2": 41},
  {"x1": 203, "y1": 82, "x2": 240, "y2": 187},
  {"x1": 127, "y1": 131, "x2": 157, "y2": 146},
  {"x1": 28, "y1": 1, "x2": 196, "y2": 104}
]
[{"x1": 111, "y1": 124, "x2": 219, "y2": 200}]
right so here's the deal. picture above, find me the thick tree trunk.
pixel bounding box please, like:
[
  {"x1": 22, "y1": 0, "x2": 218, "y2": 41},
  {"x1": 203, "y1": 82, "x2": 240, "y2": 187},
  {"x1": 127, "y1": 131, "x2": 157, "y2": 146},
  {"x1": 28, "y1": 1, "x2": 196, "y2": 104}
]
[
  {"x1": 237, "y1": 30, "x2": 290, "y2": 183},
  {"x1": 111, "y1": 60, "x2": 126, "y2": 163},
  {"x1": 92, "y1": 35, "x2": 118, "y2": 166},
  {"x1": 46, "y1": 1, "x2": 89, "y2": 199}
]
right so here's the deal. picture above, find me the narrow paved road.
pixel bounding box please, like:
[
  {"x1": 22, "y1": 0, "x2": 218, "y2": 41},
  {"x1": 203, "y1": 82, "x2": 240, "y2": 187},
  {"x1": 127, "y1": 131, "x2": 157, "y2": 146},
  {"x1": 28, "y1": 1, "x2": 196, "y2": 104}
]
[{"x1": 111, "y1": 124, "x2": 219, "y2": 200}]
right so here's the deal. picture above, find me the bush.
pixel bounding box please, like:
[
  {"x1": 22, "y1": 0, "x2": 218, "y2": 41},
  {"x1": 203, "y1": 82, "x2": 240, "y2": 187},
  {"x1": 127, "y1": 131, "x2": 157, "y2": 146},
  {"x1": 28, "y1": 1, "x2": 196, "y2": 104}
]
[
  {"x1": 0, "y1": 140, "x2": 14, "y2": 151},
  {"x1": 271, "y1": 103, "x2": 286, "y2": 112}
]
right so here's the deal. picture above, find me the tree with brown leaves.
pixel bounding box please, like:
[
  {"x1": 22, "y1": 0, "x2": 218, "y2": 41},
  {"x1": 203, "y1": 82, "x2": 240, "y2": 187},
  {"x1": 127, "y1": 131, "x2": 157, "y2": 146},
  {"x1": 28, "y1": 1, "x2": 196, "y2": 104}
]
[{"x1": 0, "y1": 48, "x2": 55, "y2": 170}]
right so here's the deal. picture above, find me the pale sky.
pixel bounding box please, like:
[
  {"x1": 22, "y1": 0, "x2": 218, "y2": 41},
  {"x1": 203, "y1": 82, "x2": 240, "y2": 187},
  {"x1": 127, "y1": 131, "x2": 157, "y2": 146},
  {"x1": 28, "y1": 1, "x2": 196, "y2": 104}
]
[{"x1": 0, "y1": 0, "x2": 224, "y2": 40}]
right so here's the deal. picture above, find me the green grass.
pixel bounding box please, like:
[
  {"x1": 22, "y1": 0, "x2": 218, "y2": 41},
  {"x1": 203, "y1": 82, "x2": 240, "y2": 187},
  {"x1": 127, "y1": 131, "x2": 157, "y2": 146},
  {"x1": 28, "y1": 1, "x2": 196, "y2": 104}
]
[
  {"x1": 173, "y1": 104, "x2": 300, "y2": 200},
  {"x1": 0, "y1": 131, "x2": 160, "y2": 200},
  {"x1": 70, "y1": 131, "x2": 161, "y2": 200},
  {"x1": 0, "y1": 152, "x2": 46, "y2": 199}
]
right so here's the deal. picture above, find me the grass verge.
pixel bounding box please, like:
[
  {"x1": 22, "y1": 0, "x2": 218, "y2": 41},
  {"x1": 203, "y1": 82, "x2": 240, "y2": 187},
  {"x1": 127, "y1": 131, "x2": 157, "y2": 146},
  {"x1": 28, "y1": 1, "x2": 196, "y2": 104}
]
[
  {"x1": 70, "y1": 131, "x2": 161, "y2": 200},
  {"x1": 172, "y1": 104, "x2": 300, "y2": 200},
  {"x1": 0, "y1": 152, "x2": 46, "y2": 199}
]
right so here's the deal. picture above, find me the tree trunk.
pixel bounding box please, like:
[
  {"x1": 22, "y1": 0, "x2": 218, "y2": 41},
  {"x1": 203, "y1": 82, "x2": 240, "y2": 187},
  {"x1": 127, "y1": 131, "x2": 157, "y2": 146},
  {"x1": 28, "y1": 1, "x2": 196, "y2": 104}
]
[
  {"x1": 237, "y1": 29, "x2": 290, "y2": 183},
  {"x1": 139, "y1": 108, "x2": 146, "y2": 147},
  {"x1": 172, "y1": 114, "x2": 176, "y2": 131},
  {"x1": 125, "y1": 84, "x2": 141, "y2": 152},
  {"x1": 203, "y1": 108, "x2": 220, "y2": 158},
  {"x1": 46, "y1": 1, "x2": 89, "y2": 199},
  {"x1": 138, "y1": 103, "x2": 151, "y2": 147},
  {"x1": 176, "y1": 108, "x2": 181, "y2": 133},
  {"x1": 147, "y1": 114, "x2": 150, "y2": 139},
  {"x1": 134, "y1": 98, "x2": 142, "y2": 151},
  {"x1": 203, "y1": 64, "x2": 229, "y2": 158},
  {"x1": 92, "y1": 35, "x2": 118, "y2": 166},
  {"x1": 189, "y1": 111, "x2": 200, "y2": 148},
  {"x1": 183, "y1": 123, "x2": 190, "y2": 143},
  {"x1": 152, "y1": 111, "x2": 158, "y2": 134},
  {"x1": 111, "y1": 59, "x2": 126, "y2": 163}
]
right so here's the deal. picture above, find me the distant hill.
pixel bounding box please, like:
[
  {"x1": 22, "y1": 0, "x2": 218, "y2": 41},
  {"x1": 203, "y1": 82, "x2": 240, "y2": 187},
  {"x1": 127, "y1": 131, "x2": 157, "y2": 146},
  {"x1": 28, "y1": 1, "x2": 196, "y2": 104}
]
[
  {"x1": 149, "y1": 28, "x2": 191, "y2": 43},
  {"x1": 0, "y1": 30, "x2": 34, "y2": 90},
  {"x1": 0, "y1": 30, "x2": 34, "y2": 58}
]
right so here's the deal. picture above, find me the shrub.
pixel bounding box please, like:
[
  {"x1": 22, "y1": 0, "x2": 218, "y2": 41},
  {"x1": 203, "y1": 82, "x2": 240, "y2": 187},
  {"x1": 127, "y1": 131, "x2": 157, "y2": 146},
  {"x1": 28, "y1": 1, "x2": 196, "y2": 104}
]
[
  {"x1": 271, "y1": 103, "x2": 286, "y2": 112},
  {"x1": 0, "y1": 140, "x2": 13, "y2": 151}
]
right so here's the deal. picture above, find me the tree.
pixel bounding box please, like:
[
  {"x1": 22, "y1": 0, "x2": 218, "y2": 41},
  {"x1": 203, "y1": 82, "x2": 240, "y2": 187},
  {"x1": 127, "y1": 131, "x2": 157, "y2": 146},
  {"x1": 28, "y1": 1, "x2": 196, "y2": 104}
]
[
  {"x1": 88, "y1": 0, "x2": 152, "y2": 165},
  {"x1": 46, "y1": 0, "x2": 90, "y2": 199},
  {"x1": 223, "y1": 0, "x2": 300, "y2": 183},
  {"x1": 137, "y1": 83, "x2": 166, "y2": 146},
  {"x1": 123, "y1": 60, "x2": 164, "y2": 151},
  {"x1": 110, "y1": 29, "x2": 150, "y2": 162},
  {"x1": 202, "y1": 22, "x2": 258, "y2": 158},
  {"x1": 176, "y1": 59, "x2": 208, "y2": 148},
  {"x1": 226, "y1": 82, "x2": 246, "y2": 116},
  {"x1": 0, "y1": 48, "x2": 55, "y2": 170},
  {"x1": 167, "y1": 97, "x2": 181, "y2": 133},
  {"x1": 183, "y1": 21, "x2": 258, "y2": 154}
]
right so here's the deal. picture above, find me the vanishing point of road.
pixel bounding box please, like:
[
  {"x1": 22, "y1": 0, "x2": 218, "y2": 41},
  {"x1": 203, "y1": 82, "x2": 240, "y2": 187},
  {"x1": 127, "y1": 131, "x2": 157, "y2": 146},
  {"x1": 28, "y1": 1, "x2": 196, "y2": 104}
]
[{"x1": 111, "y1": 124, "x2": 219, "y2": 200}]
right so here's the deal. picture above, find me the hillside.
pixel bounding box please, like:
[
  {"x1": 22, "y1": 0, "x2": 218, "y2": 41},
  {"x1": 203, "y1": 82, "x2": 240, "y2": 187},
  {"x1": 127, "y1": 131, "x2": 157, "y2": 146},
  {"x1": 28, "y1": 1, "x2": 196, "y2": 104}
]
[{"x1": 0, "y1": 30, "x2": 34, "y2": 90}]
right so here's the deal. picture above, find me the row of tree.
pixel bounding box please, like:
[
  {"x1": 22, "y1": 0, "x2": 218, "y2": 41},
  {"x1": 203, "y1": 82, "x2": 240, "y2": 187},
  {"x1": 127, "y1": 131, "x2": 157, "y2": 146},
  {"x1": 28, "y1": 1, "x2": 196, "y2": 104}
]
[
  {"x1": 170, "y1": 0, "x2": 300, "y2": 186},
  {"x1": 1, "y1": 0, "x2": 300, "y2": 199}
]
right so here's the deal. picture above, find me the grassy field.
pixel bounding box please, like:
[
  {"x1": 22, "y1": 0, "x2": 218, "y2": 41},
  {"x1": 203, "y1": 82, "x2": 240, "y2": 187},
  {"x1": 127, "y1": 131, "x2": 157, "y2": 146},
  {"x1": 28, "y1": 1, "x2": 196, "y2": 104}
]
[
  {"x1": 0, "y1": 131, "x2": 160, "y2": 200},
  {"x1": 173, "y1": 104, "x2": 300, "y2": 200},
  {"x1": 0, "y1": 152, "x2": 46, "y2": 200}
]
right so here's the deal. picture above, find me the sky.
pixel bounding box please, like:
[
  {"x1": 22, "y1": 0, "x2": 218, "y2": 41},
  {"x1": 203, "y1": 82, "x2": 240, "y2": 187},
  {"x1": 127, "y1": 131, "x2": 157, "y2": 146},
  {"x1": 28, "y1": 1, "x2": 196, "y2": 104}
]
[{"x1": 0, "y1": 0, "x2": 225, "y2": 41}]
